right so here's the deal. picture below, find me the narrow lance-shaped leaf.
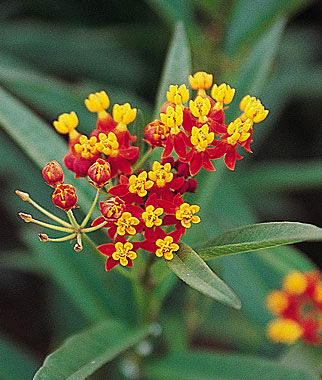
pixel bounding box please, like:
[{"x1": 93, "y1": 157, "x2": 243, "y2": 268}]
[
  {"x1": 198, "y1": 222, "x2": 322, "y2": 259},
  {"x1": 166, "y1": 242, "x2": 241, "y2": 309},
  {"x1": 153, "y1": 21, "x2": 191, "y2": 119},
  {"x1": 33, "y1": 319, "x2": 153, "y2": 380}
]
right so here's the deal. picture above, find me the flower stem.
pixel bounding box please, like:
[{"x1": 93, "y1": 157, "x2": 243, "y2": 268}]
[
  {"x1": 132, "y1": 148, "x2": 153, "y2": 173},
  {"x1": 80, "y1": 188, "x2": 100, "y2": 228},
  {"x1": 47, "y1": 233, "x2": 76, "y2": 242},
  {"x1": 82, "y1": 220, "x2": 107, "y2": 233},
  {"x1": 66, "y1": 209, "x2": 79, "y2": 230},
  {"x1": 27, "y1": 197, "x2": 72, "y2": 228},
  {"x1": 26, "y1": 217, "x2": 73, "y2": 232}
]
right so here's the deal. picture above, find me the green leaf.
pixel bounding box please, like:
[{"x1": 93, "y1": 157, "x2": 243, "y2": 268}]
[
  {"x1": 226, "y1": 17, "x2": 285, "y2": 121},
  {"x1": 224, "y1": 0, "x2": 309, "y2": 55},
  {"x1": 132, "y1": 109, "x2": 146, "y2": 154},
  {"x1": 0, "y1": 335, "x2": 38, "y2": 380},
  {"x1": 146, "y1": 351, "x2": 321, "y2": 380},
  {"x1": 199, "y1": 222, "x2": 322, "y2": 259},
  {"x1": 33, "y1": 320, "x2": 152, "y2": 380},
  {"x1": 166, "y1": 242, "x2": 241, "y2": 309},
  {"x1": 153, "y1": 22, "x2": 191, "y2": 119}
]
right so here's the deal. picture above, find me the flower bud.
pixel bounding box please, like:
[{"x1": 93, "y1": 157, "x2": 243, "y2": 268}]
[
  {"x1": 19, "y1": 212, "x2": 32, "y2": 222},
  {"x1": 42, "y1": 160, "x2": 64, "y2": 187},
  {"x1": 145, "y1": 120, "x2": 169, "y2": 147},
  {"x1": 52, "y1": 184, "x2": 78, "y2": 211},
  {"x1": 15, "y1": 190, "x2": 30, "y2": 201},
  {"x1": 88, "y1": 158, "x2": 111, "y2": 188},
  {"x1": 38, "y1": 233, "x2": 49, "y2": 242},
  {"x1": 99, "y1": 196, "x2": 125, "y2": 221}
]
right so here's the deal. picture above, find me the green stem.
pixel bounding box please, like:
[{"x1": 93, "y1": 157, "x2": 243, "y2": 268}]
[
  {"x1": 47, "y1": 233, "x2": 76, "y2": 242},
  {"x1": 66, "y1": 209, "x2": 79, "y2": 230},
  {"x1": 82, "y1": 220, "x2": 108, "y2": 233},
  {"x1": 132, "y1": 148, "x2": 153, "y2": 173},
  {"x1": 30, "y1": 218, "x2": 73, "y2": 233},
  {"x1": 28, "y1": 197, "x2": 71, "y2": 228},
  {"x1": 80, "y1": 188, "x2": 100, "y2": 228}
]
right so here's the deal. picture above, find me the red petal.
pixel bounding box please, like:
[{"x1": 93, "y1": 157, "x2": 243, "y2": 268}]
[
  {"x1": 209, "y1": 140, "x2": 228, "y2": 158},
  {"x1": 140, "y1": 240, "x2": 157, "y2": 252},
  {"x1": 170, "y1": 176, "x2": 185, "y2": 190},
  {"x1": 109, "y1": 184, "x2": 129, "y2": 197},
  {"x1": 162, "y1": 215, "x2": 177, "y2": 226},
  {"x1": 174, "y1": 134, "x2": 187, "y2": 159},
  {"x1": 97, "y1": 243, "x2": 115, "y2": 256},
  {"x1": 105, "y1": 258, "x2": 119, "y2": 272},
  {"x1": 158, "y1": 199, "x2": 176, "y2": 214},
  {"x1": 189, "y1": 152, "x2": 202, "y2": 176},
  {"x1": 146, "y1": 193, "x2": 158, "y2": 207},
  {"x1": 119, "y1": 146, "x2": 139, "y2": 160},
  {"x1": 202, "y1": 152, "x2": 215, "y2": 171},
  {"x1": 162, "y1": 138, "x2": 174, "y2": 158},
  {"x1": 224, "y1": 146, "x2": 237, "y2": 170},
  {"x1": 92, "y1": 216, "x2": 105, "y2": 227},
  {"x1": 107, "y1": 225, "x2": 117, "y2": 240},
  {"x1": 117, "y1": 157, "x2": 133, "y2": 175}
]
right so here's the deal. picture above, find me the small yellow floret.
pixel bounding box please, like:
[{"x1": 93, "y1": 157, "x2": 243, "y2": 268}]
[
  {"x1": 84, "y1": 91, "x2": 110, "y2": 116},
  {"x1": 267, "y1": 318, "x2": 303, "y2": 344},
  {"x1": 190, "y1": 124, "x2": 214, "y2": 152},
  {"x1": 313, "y1": 282, "x2": 322, "y2": 303},
  {"x1": 189, "y1": 96, "x2": 211, "y2": 121},
  {"x1": 142, "y1": 205, "x2": 163, "y2": 228},
  {"x1": 112, "y1": 241, "x2": 137, "y2": 266},
  {"x1": 226, "y1": 118, "x2": 252, "y2": 146},
  {"x1": 240, "y1": 95, "x2": 268, "y2": 123},
  {"x1": 95, "y1": 132, "x2": 119, "y2": 157},
  {"x1": 266, "y1": 290, "x2": 289, "y2": 315},
  {"x1": 189, "y1": 72, "x2": 213, "y2": 90},
  {"x1": 53, "y1": 111, "x2": 78, "y2": 134},
  {"x1": 74, "y1": 135, "x2": 97, "y2": 159},
  {"x1": 211, "y1": 83, "x2": 235, "y2": 110},
  {"x1": 128, "y1": 171, "x2": 154, "y2": 197},
  {"x1": 160, "y1": 106, "x2": 183, "y2": 134},
  {"x1": 148, "y1": 161, "x2": 173, "y2": 188},
  {"x1": 167, "y1": 84, "x2": 189, "y2": 105},
  {"x1": 113, "y1": 103, "x2": 137, "y2": 125},
  {"x1": 155, "y1": 236, "x2": 179, "y2": 260},
  {"x1": 115, "y1": 212, "x2": 140, "y2": 236},
  {"x1": 283, "y1": 271, "x2": 308, "y2": 295},
  {"x1": 176, "y1": 203, "x2": 200, "y2": 229}
]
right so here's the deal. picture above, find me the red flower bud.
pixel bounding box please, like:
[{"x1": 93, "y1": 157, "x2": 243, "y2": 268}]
[
  {"x1": 88, "y1": 158, "x2": 111, "y2": 187},
  {"x1": 52, "y1": 184, "x2": 78, "y2": 211},
  {"x1": 42, "y1": 160, "x2": 64, "y2": 187},
  {"x1": 99, "y1": 196, "x2": 125, "y2": 221},
  {"x1": 145, "y1": 120, "x2": 169, "y2": 147}
]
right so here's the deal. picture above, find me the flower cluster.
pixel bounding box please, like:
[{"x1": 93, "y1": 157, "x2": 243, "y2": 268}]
[
  {"x1": 266, "y1": 271, "x2": 322, "y2": 345},
  {"x1": 17, "y1": 71, "x2": 268, "y2": 273}
]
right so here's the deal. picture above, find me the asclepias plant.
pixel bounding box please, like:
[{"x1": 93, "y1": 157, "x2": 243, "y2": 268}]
[{"x1": 7, "y1": 22, "x2": 322, "y2": 380}]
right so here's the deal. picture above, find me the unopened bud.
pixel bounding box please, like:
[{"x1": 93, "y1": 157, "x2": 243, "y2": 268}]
[
  {"x1": 52, "y1": 184, "x2": 78, "y2": 211},
  {"x1": 38, "y1": 233, "x2": 48, "y2": 242},
  {"x1": 87, "y1": 158, "x2": 111, "y2": 188},
  {"x1": 15, "y1": 190, "x2": 30, "y2": 201},
  {"x1": 19, "y1": 212, "x2": 32, "y2": 222},
  {"x1": 42, "y1": 160, "x2": 64, "y2": 187},
  {"x1": 99, "y1": 196, "x2": 125, "y2": 220},
  {"x1": 74, "y1": 243, "x2": 83, "y2": 252},
  {"x1": 145, "y1": 120, "x2": 169, "y2": 147}
]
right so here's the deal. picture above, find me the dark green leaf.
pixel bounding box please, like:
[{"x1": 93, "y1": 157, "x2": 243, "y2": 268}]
[
  {"x1": 199, "y1": 222, "x2": 322, "y2": 259},
  {"x1": 153, "y1": 22, "x2": 191, "y2": 118},
  {"x1": 33, "y1": 320, "x2": 152, "y2": 380},
  {"x1": 146, "y1": 351, "x2": 321, "y2": 380},
  {"x1": 224, "y1": 0, "x2": 308, "y2": 55},
  {"x1": 0, "y1": 335, "x2": 38, "y2": 380},
  {"x1": 167, "y1": 242, "x2": 241, "y2": 309}
]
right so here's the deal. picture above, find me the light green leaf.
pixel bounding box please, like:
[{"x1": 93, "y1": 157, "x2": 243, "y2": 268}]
[
  {"x1": 199, "y1": 222, "x2": 322, "y2": 259},
  {"x1": 166, "y1": 242, "x2": 241, "y2": 309},
  {"x1": 33, "y1": 320, "x2": 152, "y2": 380},
  {"x1": 226, "y1": 17, "x2": 285, "y2": 121},
  {"x1": 146, "y1": 351, "x2": 321, "y2": 380},
  {"x1": 224, "y1": 0, "x2": 309, "y2": 55},
  {"x1": 153, "y1": 22, "x2": 191, "y2": 118},
  {"x1": 0, "y1": 335, "x2": 38, "y2": 380}
]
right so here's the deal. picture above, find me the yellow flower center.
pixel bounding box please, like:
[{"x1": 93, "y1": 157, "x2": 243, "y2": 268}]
[
  {"x1": 190, "y1": 124, "x2": 214, "y2": 152},
  {"x1": 128, "y1": 171, "x2": 154, "y2": 197},
  {"x1": 189, "y1": 96, "x2": 211, "y2": 121},
  {"x1": 95, "y1": 132, "x2": 119, "y2": 157},
  {"x1": 283, "y1": 271, "x2": 308, "y2": 295},
  {"x1": 266, "y1": 290, "x2": 289, "y2": 315},
  {"x1": 167, "y1": 84, "x2": 189, "y2": 105},
  {"x1": 53, "y1": 111, "x2": 78, "y2": 134},
  {"x1": 211, "y1": 83, "x2": 235, "y2": 110},
  {"x1": 115, "y1": 212, "x2": 140, "y2": 236},
  {"x1": 112, "y1": 241, "x2": 137, "y2": 266},
  {"x1": 155, "y1": 236, "x2": 179, "y2": 260},
  {"x1": 267, "y1": 318, "x2": 303, "y2": 344},
  {"x1": 74, "y1": 135, "x2": 98, "y2": 158},
  {"x1": 142, "y1": 205, "x2": 163, "y2": 228},
  {"x1": 240, "y1": 95, "x2": 268, "y2": 123},
  {"x1": 188, "y1": 71, "x2": 213, "y2": 90},
  {"x1": 175, "y1": 203, "x2": 200, "y2": 228},
  {"x1": 84, "y1": 91, "x2": 110, "y2": 119},
  {"x1": 148, "y1": 161, "x2": 173, "y2": 188},
  {"x1": 160, "y1": 106, "x2": 183, "y2": 135},
  {"x1": 113, "y1": 103, "x2": 137, "y2": 127},
  {"x1": 226, "y1": 118, "x2": 252, "y2": 146}
]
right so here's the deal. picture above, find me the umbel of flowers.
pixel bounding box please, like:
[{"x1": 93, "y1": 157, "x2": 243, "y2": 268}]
[
  {"x1": 16, "y1": 72, "x2": 268, "y2": 272},
  {"x1": 266, "y1": 271, "x2": 322, "y2": 345}
]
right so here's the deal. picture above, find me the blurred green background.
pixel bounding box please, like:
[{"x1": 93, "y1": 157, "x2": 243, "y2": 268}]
[{"x1": 0, "y1": 0, "x2": 321, "y2": 378}]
